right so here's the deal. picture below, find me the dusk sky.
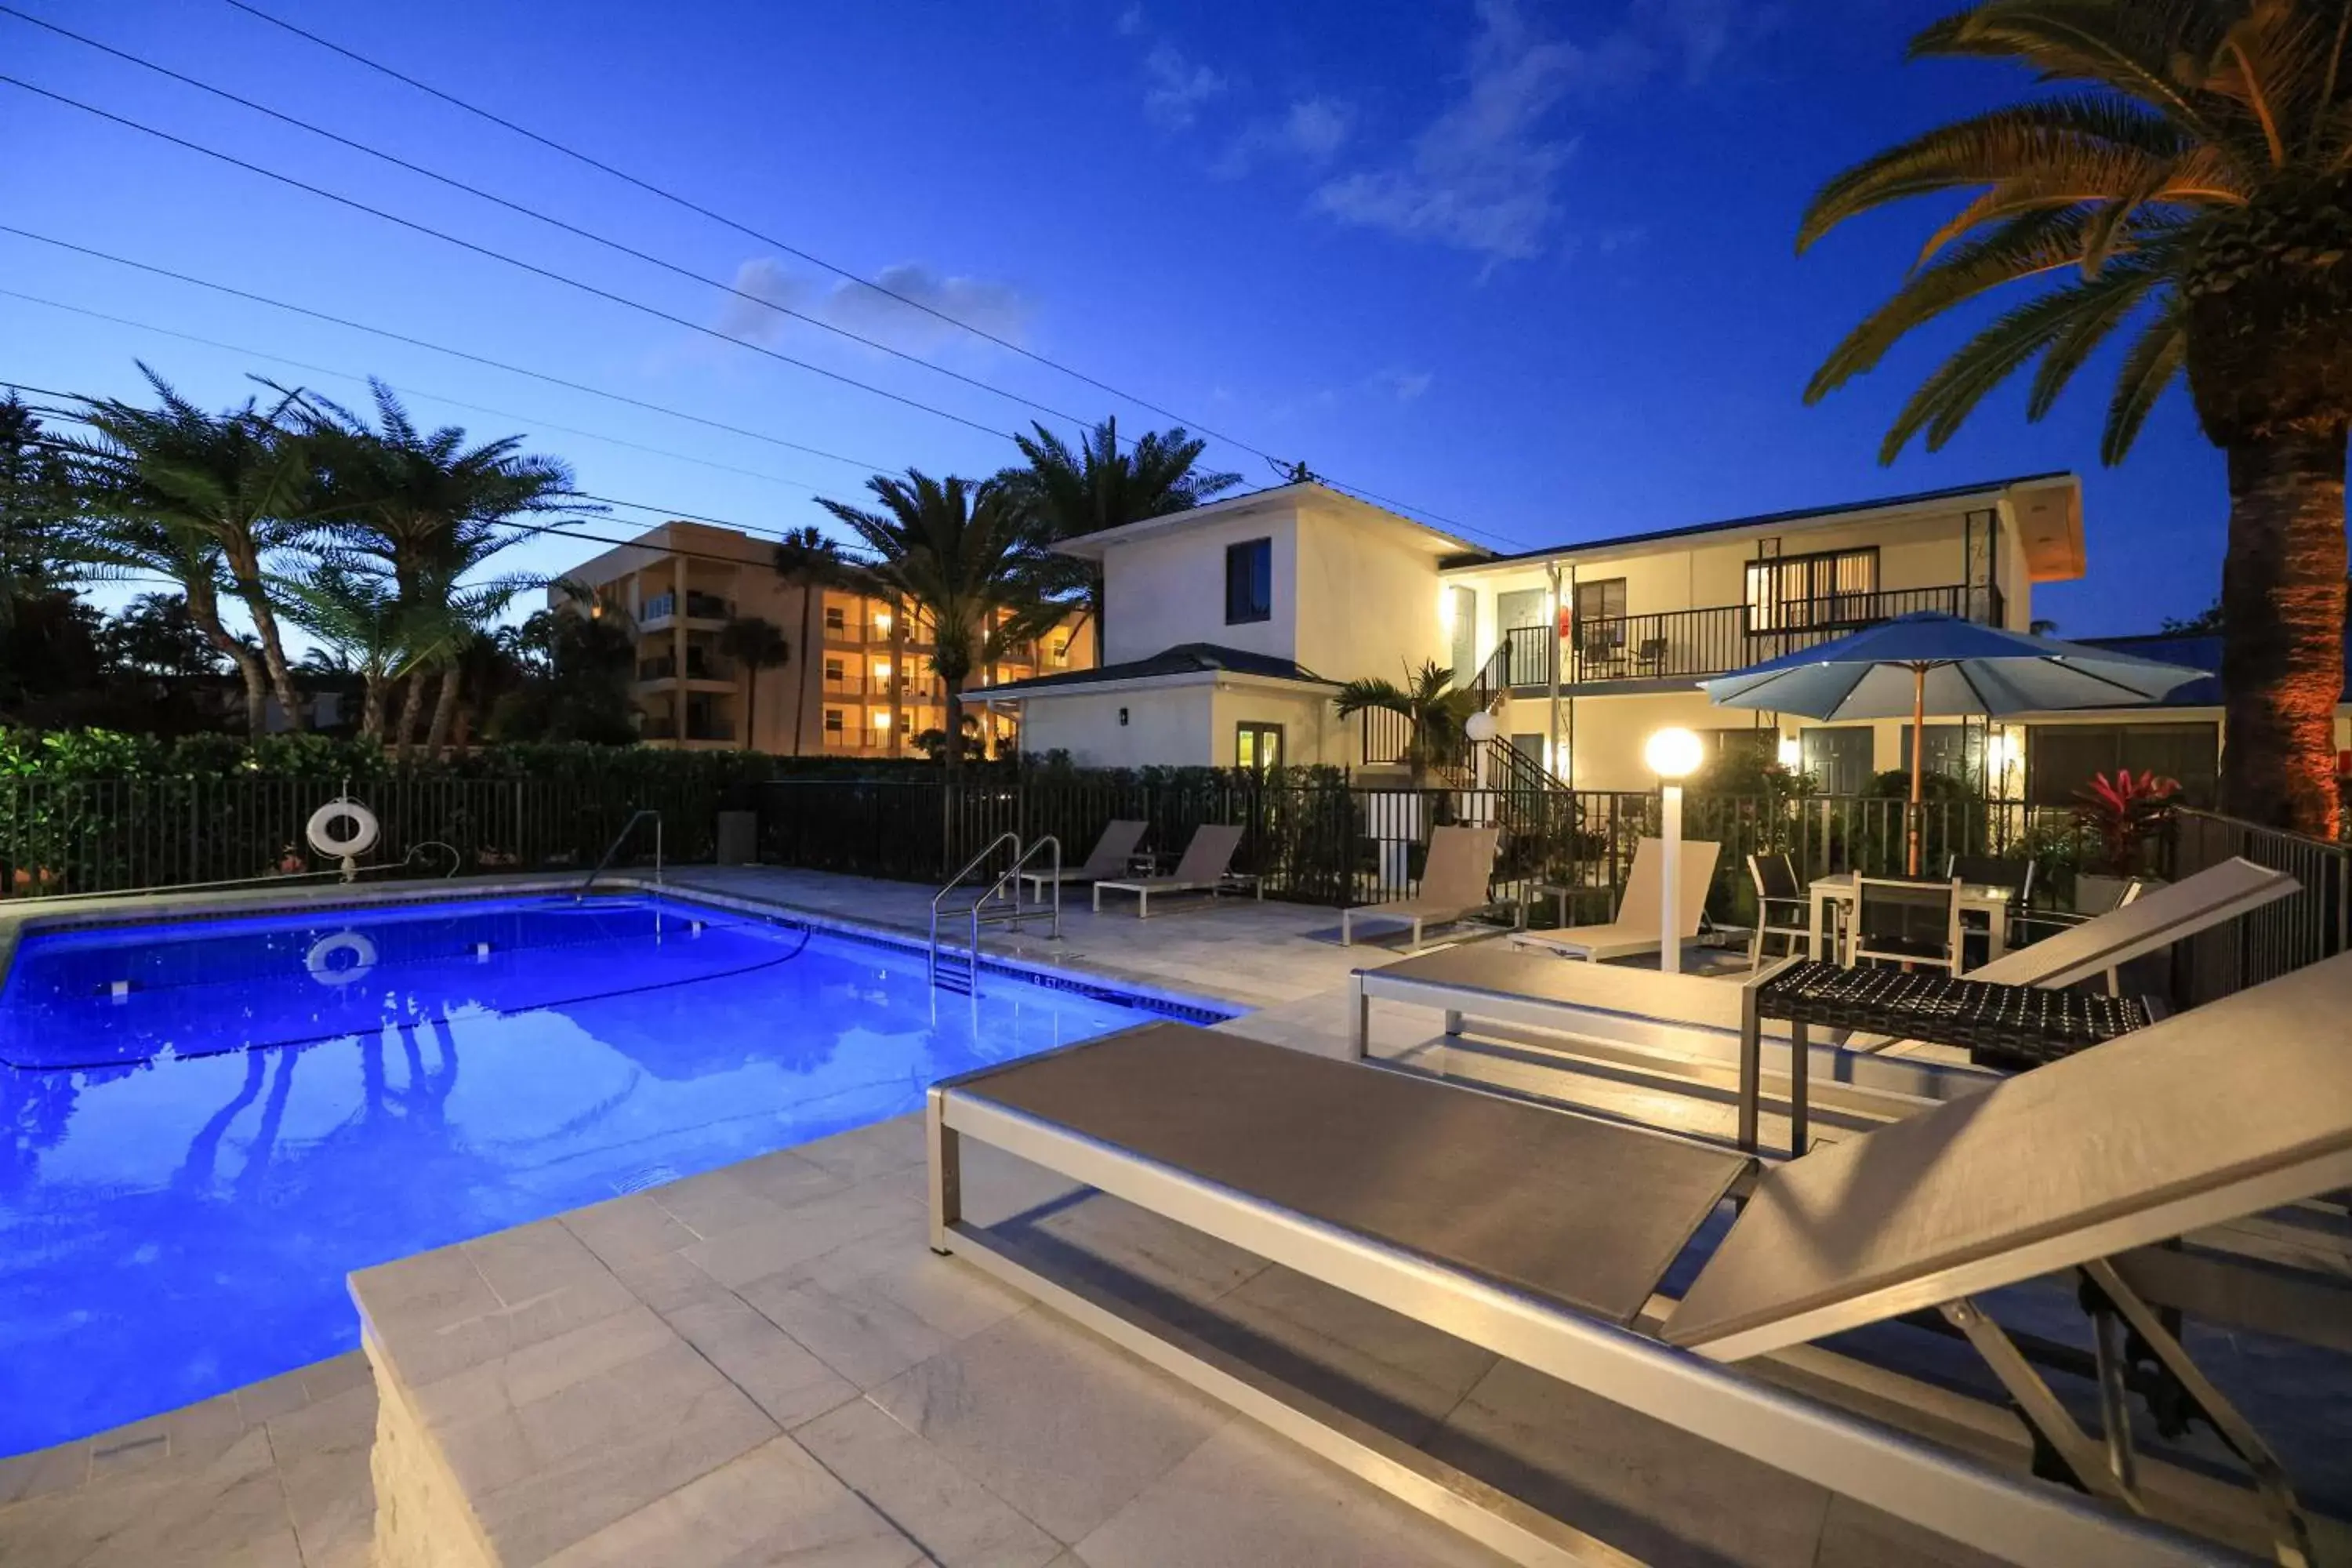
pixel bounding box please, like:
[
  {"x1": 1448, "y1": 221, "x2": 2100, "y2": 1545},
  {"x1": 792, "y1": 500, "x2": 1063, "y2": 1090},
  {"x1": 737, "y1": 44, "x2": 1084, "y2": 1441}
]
[{"x1": 2, "y1": 0, "x2": 2230, "y2": 634}]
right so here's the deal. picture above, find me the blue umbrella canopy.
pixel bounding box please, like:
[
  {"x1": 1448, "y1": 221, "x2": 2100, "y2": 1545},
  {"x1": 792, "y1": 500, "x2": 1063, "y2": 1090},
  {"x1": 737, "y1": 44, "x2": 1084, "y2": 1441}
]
[
  {"x1": 1701, "y1": 612, "x2": 2207, "y2": 720},
  {"x1": 1702, "y1": 612, "x2": 2206, "y2": 876}
]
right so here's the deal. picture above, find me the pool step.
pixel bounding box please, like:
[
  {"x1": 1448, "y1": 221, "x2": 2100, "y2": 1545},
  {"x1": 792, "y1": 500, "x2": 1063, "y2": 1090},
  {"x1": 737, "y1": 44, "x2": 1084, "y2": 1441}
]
[{"x1": 932, "y1": 946, "x2": 977, "y2": 995}]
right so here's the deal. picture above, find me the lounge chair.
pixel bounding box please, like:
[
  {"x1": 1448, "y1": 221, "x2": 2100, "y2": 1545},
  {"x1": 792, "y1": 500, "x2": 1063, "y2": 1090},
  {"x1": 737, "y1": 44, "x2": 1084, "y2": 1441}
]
[
  {"x1": 1509, "y1": 836, "x2": 1719, "y2": 962},
  {"x1": 931, "y1": 951, "x2": 2352, "y2": 1567},
  {"x1": 1016, "y1": 819, "x2": 1148, "y2": 898},
  {"x1": 1090, "y1": 823, "x2": 1246, "y2": 917},
  {"x1": 1339, "y1": 825, "x2": 1500, "y2": 949}
]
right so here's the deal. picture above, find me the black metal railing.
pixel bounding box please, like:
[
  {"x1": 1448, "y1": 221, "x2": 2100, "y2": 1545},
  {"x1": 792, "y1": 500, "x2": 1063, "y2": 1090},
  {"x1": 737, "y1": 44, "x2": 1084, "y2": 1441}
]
[
  {"x1": 1486, "y1": 584, "x2": 2005, "y2": 691},
  {"x1": 0, "y1": 776, "x2": 729, "y2": 898},
  {"x1": 2164, "y1": 807, "x2": 2350, "y2": 1007},
  {"x1": 1359, "y1": 706, "x2": 1414, "y2": 766}
]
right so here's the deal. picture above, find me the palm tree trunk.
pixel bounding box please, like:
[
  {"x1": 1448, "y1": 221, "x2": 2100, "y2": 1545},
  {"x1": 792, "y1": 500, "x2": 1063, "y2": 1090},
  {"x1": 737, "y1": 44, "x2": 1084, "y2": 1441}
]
[
  {"x1": 2216, "y1": 426, "x2": 2348, "y2": 837},
  {"x1": 744, "y1": 662, "x2": 760, "y2": 751},
  {"x1": 425, "y1": 665, "x2": 462, "y2": 757},
  {"x1": 792, "y1": 586, "x2": 813, "y2": 755},
  {"x1": 394, "y1": 673, "x2": 426, "y2": 764},
  {"x1": 225, "y1": 560, "x2": 305, "y2": 731},
  {"x1": 361, "y1": 675, "x2": 388, "y2": 741},
  {"x1": 179, "y1": 578, "x2": 266, "y2": 741},
  {"x1": 943, "y1": 690, "x2": 964, "y2": 780}
]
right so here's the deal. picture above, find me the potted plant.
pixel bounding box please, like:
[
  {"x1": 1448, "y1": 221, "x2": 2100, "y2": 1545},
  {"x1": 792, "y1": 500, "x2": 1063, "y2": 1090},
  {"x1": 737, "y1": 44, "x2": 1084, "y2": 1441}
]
[{"x1": 2070, "y1": 769, "x2": 2179, "y2": 912}]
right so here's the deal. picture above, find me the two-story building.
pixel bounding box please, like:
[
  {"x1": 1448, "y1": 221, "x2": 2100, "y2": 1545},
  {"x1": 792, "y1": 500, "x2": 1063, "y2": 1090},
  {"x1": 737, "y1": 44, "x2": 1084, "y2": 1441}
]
[
  {"x1": 554, "y1": 521, "x2": 1095, "y2": 756},
  {"x1": 987, "y1": 474, "x2": 2092, "y2": 793}
]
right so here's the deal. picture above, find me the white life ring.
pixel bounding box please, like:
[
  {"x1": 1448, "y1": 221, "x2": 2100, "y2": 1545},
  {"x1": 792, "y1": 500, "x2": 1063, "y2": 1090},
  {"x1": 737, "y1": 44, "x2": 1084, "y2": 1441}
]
[
  {"x1": 307, "y1": 799, "x2": 380, "y2": 860},
  {"x1": 306, "y1": 931, "x2": 378, "y2": 987}
]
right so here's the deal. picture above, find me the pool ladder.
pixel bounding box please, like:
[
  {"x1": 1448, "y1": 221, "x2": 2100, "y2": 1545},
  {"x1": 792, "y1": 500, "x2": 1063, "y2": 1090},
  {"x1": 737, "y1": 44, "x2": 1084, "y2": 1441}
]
[
  {"x1": 577, "y1": 811, "x2": 662, "y2": 902},
  {"x1": 928, "y1": 833, "x2": 1060, "y2": 996}
]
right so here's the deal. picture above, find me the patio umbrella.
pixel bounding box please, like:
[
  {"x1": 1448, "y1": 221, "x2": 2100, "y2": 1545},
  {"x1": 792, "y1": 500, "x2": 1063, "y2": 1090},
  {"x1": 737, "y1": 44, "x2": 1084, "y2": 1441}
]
[{"x1": 1701, "y1": 612, "x2": 2207, "y2": 874}]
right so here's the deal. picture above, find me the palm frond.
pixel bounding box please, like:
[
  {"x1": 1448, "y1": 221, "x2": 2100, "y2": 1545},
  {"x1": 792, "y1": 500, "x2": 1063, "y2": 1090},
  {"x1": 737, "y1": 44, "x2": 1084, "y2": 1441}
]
[{"x1": 2100, "y1": 299, "x2": 2188, "y2": 462}]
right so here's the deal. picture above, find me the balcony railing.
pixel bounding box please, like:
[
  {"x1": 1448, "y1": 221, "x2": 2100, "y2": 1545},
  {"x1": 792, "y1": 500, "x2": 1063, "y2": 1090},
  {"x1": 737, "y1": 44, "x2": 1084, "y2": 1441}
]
[
  {"x1": 641, "y1": 719, "x2": 735, "y2": 742},
  {"x1": 637, "y1": 655, "x2": 735, "y2": 682},
  {"x1": 642, "y1": 591, "x2": 734, "y2": 623},
  {"x1": 1486, "y1": 584, "x2": 2002, "y2": 692}
]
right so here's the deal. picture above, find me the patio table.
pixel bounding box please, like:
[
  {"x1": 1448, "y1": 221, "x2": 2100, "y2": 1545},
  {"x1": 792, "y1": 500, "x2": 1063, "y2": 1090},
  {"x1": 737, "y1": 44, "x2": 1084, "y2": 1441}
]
[
  {"x1": 1737, "y1": 960, "x2": 2156, "y2": 1157},
  {"x1": 1806, "y1": 872, "x2": 2016, "y2": 969}
]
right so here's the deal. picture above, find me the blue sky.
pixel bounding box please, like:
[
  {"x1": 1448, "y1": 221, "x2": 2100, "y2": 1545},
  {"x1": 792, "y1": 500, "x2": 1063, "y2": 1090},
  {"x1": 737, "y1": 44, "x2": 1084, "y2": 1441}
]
[{"x1": 2, "y1": 0, "x2": 2230, "y2": 634}]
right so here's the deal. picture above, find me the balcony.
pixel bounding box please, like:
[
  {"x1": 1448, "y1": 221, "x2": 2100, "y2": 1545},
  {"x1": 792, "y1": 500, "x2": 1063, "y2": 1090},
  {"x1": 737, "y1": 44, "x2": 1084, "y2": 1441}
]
[
  {"x1": 637, "y1": 654, "x2": 735, "y2": 684},
  {"x1": 641, "y1": 719, "x2": 735, "y2": 742},
  {"x1": 1483, "y1": 584, "x2": 2003, "y2": 694},
  {"x1": 641, "y1": 590, "x2": 734, "y2": 624}
]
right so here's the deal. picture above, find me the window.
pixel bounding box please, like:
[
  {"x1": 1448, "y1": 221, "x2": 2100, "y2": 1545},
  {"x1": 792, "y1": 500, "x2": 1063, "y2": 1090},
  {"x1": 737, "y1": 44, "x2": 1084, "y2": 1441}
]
[
  {"x1": 1236, "y1": 722, "x2": 1285, "y2": 771},
  {"x1": 1225, "y1": 538, "x2": 1273, "y2": 624},
  {"x1": 822, "y1": 657, "x2": 844, "y2": 683},
  {"x1": 1800, "y1": 726, "x2": 1875, "y2": 795},
  {"x1": 2027, "y1": 723, "x2": 2219, "y2": 808},
  {"x1": 1049, "y1": 637, "x2": 1069, "y2": 667},
  {"x1": 1745, "y1": 548, "x2": 1879, "y2": 631},
  {"x1": 822, "y1": 604, "x2": 846, "y2": 633},
  {"x1": 1573, "y1": 578, "x2": 1627, "y2": 626},
  {"x1": 822, "y1": 708, "x2": 844, "y2": 735}
]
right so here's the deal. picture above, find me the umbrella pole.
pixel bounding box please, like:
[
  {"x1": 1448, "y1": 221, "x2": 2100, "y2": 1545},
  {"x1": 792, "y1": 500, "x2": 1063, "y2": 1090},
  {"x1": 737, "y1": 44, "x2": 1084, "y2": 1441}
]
[{"x1": 1907, "y1": 663, "x2": 1926, "y2": 877}]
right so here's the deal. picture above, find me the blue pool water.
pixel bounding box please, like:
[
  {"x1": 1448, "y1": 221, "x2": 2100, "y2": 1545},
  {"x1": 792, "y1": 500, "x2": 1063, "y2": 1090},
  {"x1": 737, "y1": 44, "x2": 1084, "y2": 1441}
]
[{"x1": 0, "y1": 894, "x2": 1190, "y2": 1455}]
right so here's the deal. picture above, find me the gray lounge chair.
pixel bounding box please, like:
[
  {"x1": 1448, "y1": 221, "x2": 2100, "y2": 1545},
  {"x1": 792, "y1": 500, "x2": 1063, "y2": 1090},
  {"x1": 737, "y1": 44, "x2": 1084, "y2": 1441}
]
[
  {"x1": 1017, "y1": 819, "x2": 1149, "y2": 898},
  {"x1": 1339, "y1": 825, "x2": 1500, "y2": 949},
  {"x1": 1509, "y1": 836, "x2": 1719, "y2": 962},
  {"x1": 1091, "y1": 824, "x2": 1246, "y2": 917},
  {"x1": 931, "y1": 950, "x2": 2352, "y2": 1567}
]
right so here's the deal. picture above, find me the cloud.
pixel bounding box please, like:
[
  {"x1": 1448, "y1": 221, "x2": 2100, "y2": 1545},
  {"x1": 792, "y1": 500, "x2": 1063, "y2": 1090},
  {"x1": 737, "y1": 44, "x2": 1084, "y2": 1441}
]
[
  {"x1": 1213, "y1": 96, "x2": 1353, "y2": 178},
  {"x1": 1377, "y1": 368, "x2": 1433, "y2": 402},
  {"x1": 1143, "y1": 44, "x2": 1228, "y2": 129},
  {"x1": 714, "y1": 258, "x2": 1035, "y2": 355},
  {"x1": 1115, "y1": 2, "x2": 1145, "y2": 37}
]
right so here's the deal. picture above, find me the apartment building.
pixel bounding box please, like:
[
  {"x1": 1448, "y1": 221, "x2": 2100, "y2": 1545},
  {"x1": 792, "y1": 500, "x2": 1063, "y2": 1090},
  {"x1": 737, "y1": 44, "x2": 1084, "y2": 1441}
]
[{"x1": 553, "y1": 521, "x2": 1095, "y2": 756}]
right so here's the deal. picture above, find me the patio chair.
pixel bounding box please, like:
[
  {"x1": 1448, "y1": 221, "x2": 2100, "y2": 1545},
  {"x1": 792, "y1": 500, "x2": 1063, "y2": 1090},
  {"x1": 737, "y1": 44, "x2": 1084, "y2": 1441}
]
[
  {"x1": 1510, "y1": 835, "x2": 1719, "y2": 962},
  {"x1": 1016, "y1": 819, "x2": 1148, "y2": 898},
  {"x1": 1949, "y1": 852, "x2": 2033, "y2": 961},
  {"x1": 1746, "y1": 851, "x2": 1809, "y2": 967},
  {"x1": 930, "y1": 948, "x2": 2352, "y2": 1568},
  {"x1": 1338, "y1": 825, "x2": 1500, "y2": 949},
  {"x1": 1847, "y1": 875, "x2": 1964, "y2": 975},
  {"x1": 1091, "y1": 824, "x2": 1245, "y2": 918}
]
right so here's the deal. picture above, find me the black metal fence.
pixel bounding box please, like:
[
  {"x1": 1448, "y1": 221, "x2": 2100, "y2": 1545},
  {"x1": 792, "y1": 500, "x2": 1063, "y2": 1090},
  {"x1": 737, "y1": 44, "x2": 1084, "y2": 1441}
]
[
  {"x1": 2165, "y1": 806, "x2": 2352, "y2": 1007},
  {"x1": 0, "y1": 776, "x2": 731, "y2": 898},
  {"x1": 757, "y1": 777, "x2": 2038, "y2": 922}
]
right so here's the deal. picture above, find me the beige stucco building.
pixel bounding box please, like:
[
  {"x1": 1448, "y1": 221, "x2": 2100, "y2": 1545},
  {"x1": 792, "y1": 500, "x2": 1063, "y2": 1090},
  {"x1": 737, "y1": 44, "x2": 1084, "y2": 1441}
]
[{"x1": 554, "y1": 521, "x2": 1094, "y2": 756}]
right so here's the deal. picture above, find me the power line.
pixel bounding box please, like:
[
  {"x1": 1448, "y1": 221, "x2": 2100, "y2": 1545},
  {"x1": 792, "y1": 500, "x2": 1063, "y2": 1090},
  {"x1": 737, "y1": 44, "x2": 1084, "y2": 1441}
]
[
  {"x1": 0, "y1": 74, "x2": 1032, "y2": 445},
  {"x1": 0, "y1": 285, "x2": 843, "y2": 497},
  {"x1": 206, "y1": 0, "x2": 1508, "y2": 548},
  {"x1": 0, "y1": 5, "x2": 1117, "y2": 442},
  {"x1": 0, "y1": 224, "x2": 894, "y2": 474}
]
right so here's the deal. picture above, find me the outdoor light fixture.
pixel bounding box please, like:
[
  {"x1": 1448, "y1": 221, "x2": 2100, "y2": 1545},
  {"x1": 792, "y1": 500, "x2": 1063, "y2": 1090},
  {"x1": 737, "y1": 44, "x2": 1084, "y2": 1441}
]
[
  {"x1": 1646, "y1": 728, "x2": 1702, "y2": 973},
  {"x1": 1465, "y1": 710, "x2": 1498, "y2": 810},
  {"x1": 1777, "y1": 734, "x2": 1802, "y2": 770}
]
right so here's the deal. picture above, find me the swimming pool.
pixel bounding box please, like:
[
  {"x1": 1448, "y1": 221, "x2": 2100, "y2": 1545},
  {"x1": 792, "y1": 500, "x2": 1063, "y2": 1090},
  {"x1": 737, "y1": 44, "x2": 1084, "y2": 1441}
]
[{"x1": 0, "y1": 891, "x2": 1203, "y2": 1455}]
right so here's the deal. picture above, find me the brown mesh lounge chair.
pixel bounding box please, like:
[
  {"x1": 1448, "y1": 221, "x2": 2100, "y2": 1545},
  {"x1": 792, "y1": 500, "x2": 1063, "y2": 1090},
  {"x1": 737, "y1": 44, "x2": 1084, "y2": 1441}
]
[
  {"x1": 1091, "y1": 824, "x2": 1246, "y2": 917},
  {"x1": 931, "y1": 949, "x2": 2352, "y2": 1567},
  {"x1": 1017, "y1": 819, "x2": 1148, "y2": 898},
  {"x1": 1509, "y1": 836, "x2": 1719, "y2": 962},
  {"x1": 1339, "y1": 825, "x2": 1500, "y2": 949}
]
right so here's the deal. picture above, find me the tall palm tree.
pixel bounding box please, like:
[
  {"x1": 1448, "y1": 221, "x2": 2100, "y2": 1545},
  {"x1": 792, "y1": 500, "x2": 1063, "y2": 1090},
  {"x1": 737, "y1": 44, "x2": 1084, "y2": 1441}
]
[
  {"x1": 294, "y1": 381, "x2": 573, "y2": 758},
  {"x1": 1000, "y1": 416, "x2": 1243, "y2": 652},
  {"x1": 771, "y1": 525, "x2": 858, "y2": 754},
  {"x1": 1333, "y1": 661, "x2": 1484, "y2": 789},
  {"x1": 815, "y1": 470, "x2": 1067, "y2": 777},
  {"x1": 1799, "y1": 2, "x2": 2352, "y2": 837},
  {"x1": 717, "y1": 615, "x2": 790, "y2": 750},
  {"x1": 74, "y1": 368, "x2": 317, "y2": 732},
  {"x1": 273, "y1": 559, "x2": 419, "y2": 740},
  {"x1": 1, "y1": 395, "x2": 83, "y2": 627}
]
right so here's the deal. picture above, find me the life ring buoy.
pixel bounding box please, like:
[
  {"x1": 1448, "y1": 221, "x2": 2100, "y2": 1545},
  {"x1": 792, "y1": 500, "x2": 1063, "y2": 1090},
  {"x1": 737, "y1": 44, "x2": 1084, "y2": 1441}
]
[
  {"x1": 307, "y1": 799, "x2": 380, "y2": 860},
  {"x1": 306, "y1": 931, "x2": 378, "y2": 987}
]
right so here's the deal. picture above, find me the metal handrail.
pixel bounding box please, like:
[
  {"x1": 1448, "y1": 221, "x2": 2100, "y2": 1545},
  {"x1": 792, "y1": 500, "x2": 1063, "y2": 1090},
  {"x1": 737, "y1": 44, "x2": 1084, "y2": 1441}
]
[
  {"x1": 983, "y1": 836, "x2": 1062, "y2": 942},
  {"x1": 576, "y1": 809, "x2": 662, "y2": 901},
  {"x1": 931, "y1": 831, "x2": 1020, "y2": 986}
]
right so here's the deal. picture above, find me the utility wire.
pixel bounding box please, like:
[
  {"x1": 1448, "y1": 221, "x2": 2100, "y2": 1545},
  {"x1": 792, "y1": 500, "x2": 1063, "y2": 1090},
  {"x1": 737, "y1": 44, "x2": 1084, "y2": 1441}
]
[
  {"x1": 0, "y1": 286, "x2": 840, "y2": 497},
  {"x1": 0, "y1": 224, "x2": 891, "y2": 474},
  {"x1": 206, "y1": 0, "x2": 1505, "y2": 546},
  {"x1": 0, "y1": 74, "x2": 1030, "y2": 444},
  {"x1": 0, "y1": 6, "x2": 1116, "y2": 441}
]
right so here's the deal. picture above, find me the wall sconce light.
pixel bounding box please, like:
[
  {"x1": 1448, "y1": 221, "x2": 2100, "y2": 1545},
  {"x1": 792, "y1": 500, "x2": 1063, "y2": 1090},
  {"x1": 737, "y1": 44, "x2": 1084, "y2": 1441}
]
[{"x1": 1777, "y1": 734, "x2": 1802, "y2": 770}]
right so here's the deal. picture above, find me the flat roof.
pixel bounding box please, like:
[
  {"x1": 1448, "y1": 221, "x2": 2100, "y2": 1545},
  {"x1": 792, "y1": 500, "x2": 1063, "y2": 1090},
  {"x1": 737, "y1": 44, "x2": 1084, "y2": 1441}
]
[{"x1": 1439, "y1": 473, "x2": 2082, "y2": 580}]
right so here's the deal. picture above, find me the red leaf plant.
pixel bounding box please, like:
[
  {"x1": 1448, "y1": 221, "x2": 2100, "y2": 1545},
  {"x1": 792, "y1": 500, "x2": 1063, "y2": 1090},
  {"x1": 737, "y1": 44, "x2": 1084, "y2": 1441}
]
[{"x1": 2071, "y1": 769, "x2": 2180, "y2": 875}]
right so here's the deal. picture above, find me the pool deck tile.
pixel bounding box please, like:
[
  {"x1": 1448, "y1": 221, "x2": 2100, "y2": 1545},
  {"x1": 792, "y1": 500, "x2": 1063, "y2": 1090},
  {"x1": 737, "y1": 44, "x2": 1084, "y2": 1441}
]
[{"x1": 794, "y1": 1396, "x2": 1065, "y2": 1568}]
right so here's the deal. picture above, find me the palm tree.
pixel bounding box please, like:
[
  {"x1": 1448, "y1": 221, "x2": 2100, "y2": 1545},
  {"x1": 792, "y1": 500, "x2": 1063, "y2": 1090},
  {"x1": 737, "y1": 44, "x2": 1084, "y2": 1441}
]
[
  {"x1": 816, "y1": 470, "x2": 1068, "y2": 777},
  {"x1": 273, "y1": 559, "x2": 419, "y2": 740},
  {"x1": 1333, "y1": 661, "x2": 1485, "y2": 789},
  {"x1": 1000, "y1": 416, "x2": 1243, "y2": 651},
  {"x1": 293, "y1": 381, "x2": 573, "y2": 758},
  {"x1": 1, "y1": 395, "x2": 83, "y2": 627},
  {"x1": 771, "y1": 525, "x2": 859, "y2": 754},
  {"x1": 717, "y1": 615, "x2": 790, "y2": 750},
  {"x1": 1799, "y1": 2, "x2": 2352, "y2": 837},
  {"x1": 74, "y1": 368, "x2": 317, "y2": 732}
]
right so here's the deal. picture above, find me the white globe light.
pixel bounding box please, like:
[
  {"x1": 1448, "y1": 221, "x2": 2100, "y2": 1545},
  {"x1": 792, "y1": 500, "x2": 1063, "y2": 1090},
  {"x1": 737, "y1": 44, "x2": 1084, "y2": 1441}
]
[
  {"x1": 1644, "y1": 727, "x2": 1704, "y2": 780},
  {"x1": 1464, "y1": 710, "x2": 1498, "y2": 744}
]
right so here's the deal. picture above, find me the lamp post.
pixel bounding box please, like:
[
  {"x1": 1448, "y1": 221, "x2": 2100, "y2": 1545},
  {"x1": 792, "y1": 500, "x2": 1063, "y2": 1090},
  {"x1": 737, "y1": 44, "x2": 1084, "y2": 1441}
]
[
  {"x1": 1465, "y1": 710, "x2": 1497, "y2": 818},
  {"x1": 1644, "y1": 728, "x2": 1703, "y2": 974}
]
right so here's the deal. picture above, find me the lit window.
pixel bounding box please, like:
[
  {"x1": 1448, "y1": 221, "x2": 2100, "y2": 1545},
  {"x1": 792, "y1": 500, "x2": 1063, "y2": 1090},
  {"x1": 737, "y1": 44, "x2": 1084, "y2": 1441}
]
[
  {"x1": 872, "y1": 662, "x2": 891, "y2": 681},
  {"x1": 875, "y1": 611, "x2": 893, "y2": 633},
  {"x1": 823, "y1": 657, "x2": 844, "y2": 681},
  {"x1": 871, "y1": 710, "x2": 891, "y2": 731},
  {"x1": 823, "y1": 605, "x2": 846, "y2": 632},
  {"x1": 1050, "y1": 638, "x2": 1069, "y2": 666}
]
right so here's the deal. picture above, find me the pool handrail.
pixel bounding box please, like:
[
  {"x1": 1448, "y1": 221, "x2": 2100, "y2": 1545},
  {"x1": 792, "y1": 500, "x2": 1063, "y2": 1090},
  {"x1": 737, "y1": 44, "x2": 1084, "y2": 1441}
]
[{"x1": 576, "y1": 810, "x2": 662, "y2": 902}]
